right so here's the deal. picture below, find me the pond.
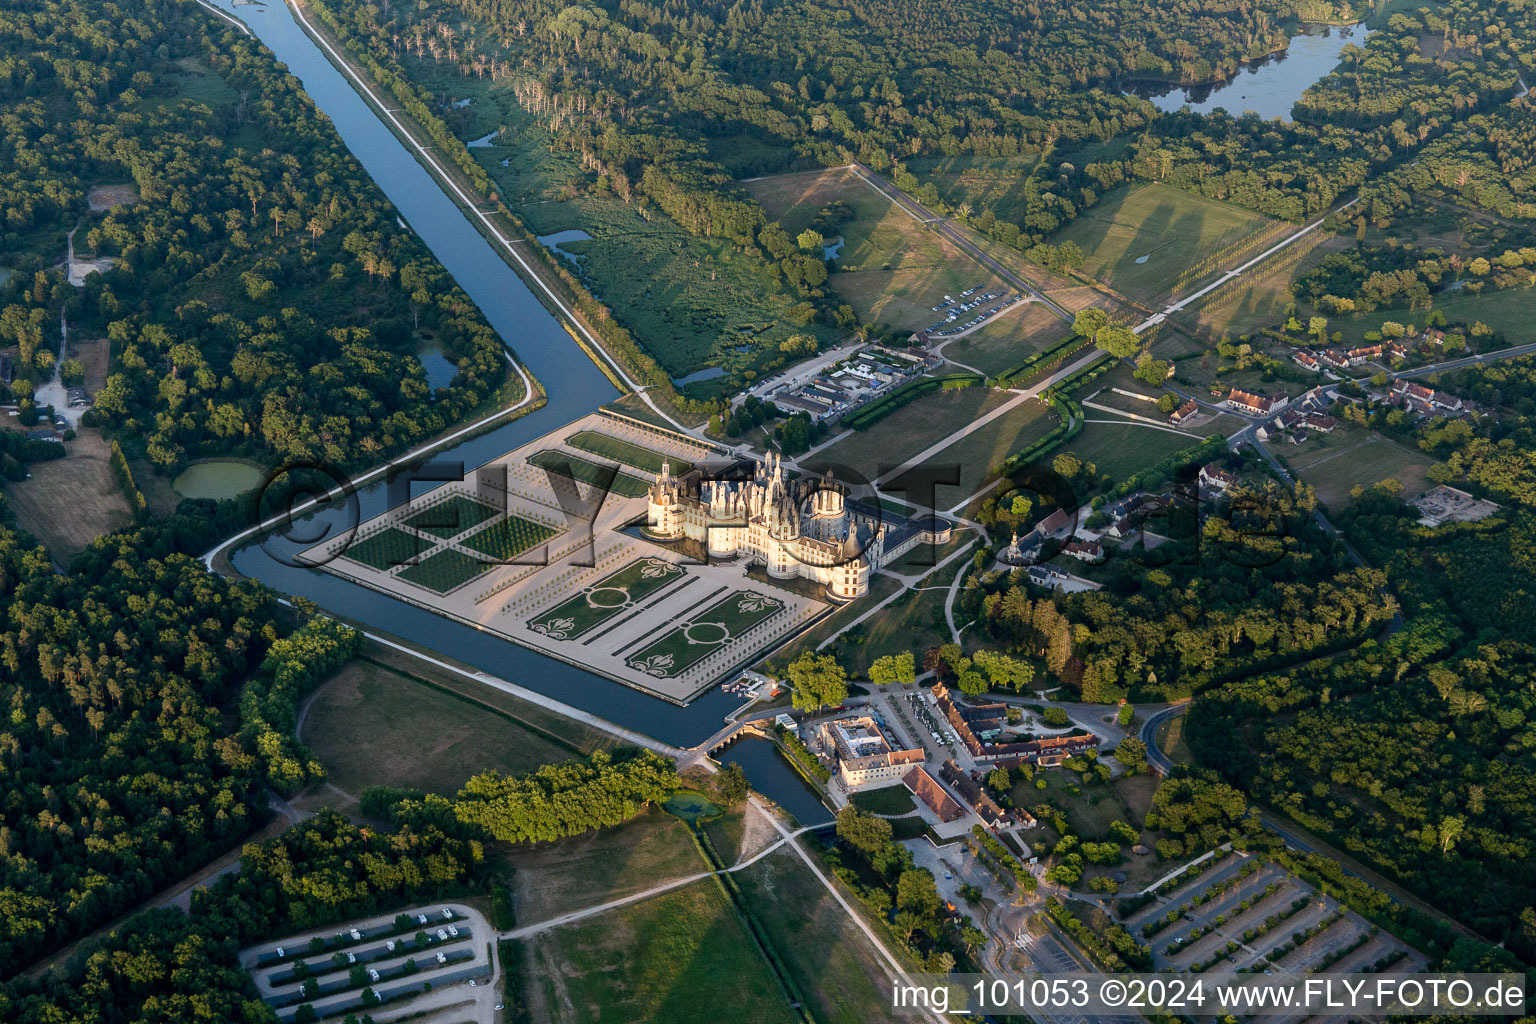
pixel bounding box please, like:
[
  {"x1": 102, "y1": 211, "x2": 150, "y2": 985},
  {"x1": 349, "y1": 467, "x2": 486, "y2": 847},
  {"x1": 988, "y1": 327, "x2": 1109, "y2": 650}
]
[
  {"x1": 714, "y1": 735, "x2": 834, "y2": 827},
  {"x1": 467, "y1": 130, "x2": 499, "y2": 148},
  {"x1": 671, "y1": 366, "x2": 728, "y2": 387},
  {"x1": 174, "y1": 460, "x2": 267, "y2": 500},
  {"x1": 416, "y1": 339, "x2": 458, "y2": 391},
  {"x1": 1130, "y1": 23, "x2": 1371, "y2": 122},
  {"x1": 536, "y1": 228, "x2": 593, "y2": 266},
  {"x1": 0, "y1": 267, "x2": 14, "y2": 287}
]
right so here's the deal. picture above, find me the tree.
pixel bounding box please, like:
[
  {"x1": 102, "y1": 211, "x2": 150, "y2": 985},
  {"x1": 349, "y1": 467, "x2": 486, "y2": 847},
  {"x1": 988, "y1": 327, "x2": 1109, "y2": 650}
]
[
  {"x1": 797, "y1": 228, "x2": 824, "y2": 253},
  {"x1": 1113, "y1": 737, "x2": 1148, "y2": 773},
  {"x1": 1096, "y1": 325, "x2": 1139, "y2": 358},
  {"x1": 836, "y1": 806, "x2": 892, "y2": 856},
  {"x1": 788, "y1": 651, "x2": 848, "y2": 710},
  {"x1": 1073, "y1": 308, "x2": 1109, "y2": 340},
  {"x1": 717, "y1": 763, "x2": 749, "y2": 804},
  {"x1": 1116, "y1": 703, "x2": 1134, "y2": 727},
  {"x1": 869, "y1": 651, "x2": 916, "y2": 685},
  {"x1": 1042, "y1": 707, "x2": 1071, "y2": 727}
]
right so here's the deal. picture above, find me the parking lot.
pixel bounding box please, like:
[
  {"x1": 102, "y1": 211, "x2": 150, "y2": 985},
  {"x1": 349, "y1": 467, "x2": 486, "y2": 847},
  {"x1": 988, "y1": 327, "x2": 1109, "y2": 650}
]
[
  {"x1": 1117, "y1": 852, "x2": 1422, "y2": 978},
  {"x1": 241, "y1": 904, "x2": 496, "y2": 1023}
]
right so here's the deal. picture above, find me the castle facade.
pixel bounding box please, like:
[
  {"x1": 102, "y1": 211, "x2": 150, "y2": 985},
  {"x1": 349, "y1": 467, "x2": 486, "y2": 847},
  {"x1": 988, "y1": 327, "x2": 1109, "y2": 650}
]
[{"x1": 646, "y1": 454, "x2": 883, "y2": 601}]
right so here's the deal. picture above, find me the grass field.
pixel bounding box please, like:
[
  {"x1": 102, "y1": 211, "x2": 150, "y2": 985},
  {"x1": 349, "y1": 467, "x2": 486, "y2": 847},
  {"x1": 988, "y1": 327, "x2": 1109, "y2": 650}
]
[
  {"x1": 904, "y1": 153, "x2": 1051, "y2": 225},
  {"x1": 402, "y1": 494, "x2": 499, "y2": 539},
  {"x1": 806, "y1": 385, "x2": 1012, "y2": 485},
  {"x1": 518, "y1": 878, "x2": 799, "y2": 1024},
  {"x1": 849, "y1": 786, "x2": 917, "y2": 815},
  {"x1": 530, "y1": 557, "x2": 686, "y2": 639},
  {"x1": 940, "y1": 302, "x2": 1073, "y2": 376},
  {"x1": 460, "y1": 513, "x2": 559, "y2": 562},
  {"x1": 341, "y1": 525, "x2": 431, "y2": 571},
  {"x1": 297, "y1": 660, "x2": 574, "y2": 804},
  {"x1": 1057, "y1": 417, "x2": 1209, "y2": 488},
  {"x1": 744, "y1": 167, "x2": 1015, "y2": 332},
  {"x1": 501, "y1": 807, "x2": 705, "y2": 924},
  {"x1": 1054, "y1": 183, "x2": 1277, "y2": 304},
  {"x1": 1331, "y1": 283, "x2": 1536, "y2": 348},
  {"x1": 628, "y1": 590, "x2": 786, "y2": 678},
  {"x1": 396, "y1": 546, "x2": 492, "y2": 593},
  {"x1": 1285, "y1": 428, "x2": 1435, "y2": 508},
  {"x1": 3, "y1": 429, "x2": 132, "y2": 559},
  {"x1": 1176, "y1": 233, "x2": 1347, "y2": 342},
  {"x1": 885, "y1": 396, "x2": 1059, "y2": 498},
  {"x1": 527, "y1": 449, "x2": 651, "y2": 497},
  {"x1": 735, "y1": 849, "x2": 907, "y2": 1024},
  {"x1": 565, "y1": 430, "x2": 673, "y2": 474}
]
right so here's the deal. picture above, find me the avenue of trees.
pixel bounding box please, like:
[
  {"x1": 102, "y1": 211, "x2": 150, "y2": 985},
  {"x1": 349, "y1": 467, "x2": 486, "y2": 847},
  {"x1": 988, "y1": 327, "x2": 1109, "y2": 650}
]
[{"x1": 0, "y1": 0, "x2": 512, "y2": 475}]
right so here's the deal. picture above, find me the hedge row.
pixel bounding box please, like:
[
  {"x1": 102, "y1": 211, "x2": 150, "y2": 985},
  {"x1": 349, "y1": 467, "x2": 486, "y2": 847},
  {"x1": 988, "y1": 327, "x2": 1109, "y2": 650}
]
[{"x1": 842, "y1": 372, "x2": 984, "y2": 430}]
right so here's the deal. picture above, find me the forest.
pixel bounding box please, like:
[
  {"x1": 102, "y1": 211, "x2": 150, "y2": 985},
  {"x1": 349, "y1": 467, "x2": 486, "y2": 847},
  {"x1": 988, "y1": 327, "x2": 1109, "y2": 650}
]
[
  {"x1": 959, "y1": 479, "x2": 1397, "y2": 701},
  {"x1": 1188, "y1": 358, "x2": 1536, "y2": 957},
  {"x1": 0, "y1": 0, "x2": 513, "y2": 475}
]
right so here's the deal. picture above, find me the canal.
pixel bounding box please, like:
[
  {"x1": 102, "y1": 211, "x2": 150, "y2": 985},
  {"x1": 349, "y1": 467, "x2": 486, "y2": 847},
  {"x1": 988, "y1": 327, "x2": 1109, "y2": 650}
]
[{"x1": 210, "y1": 0, "x2": 756, "y2": 753}]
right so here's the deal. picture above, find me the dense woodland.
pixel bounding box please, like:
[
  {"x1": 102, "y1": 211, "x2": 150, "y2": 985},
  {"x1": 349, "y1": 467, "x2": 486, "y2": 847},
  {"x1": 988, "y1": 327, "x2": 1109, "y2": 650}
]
[
  {"x1": 1189, "y1": 358, "x2": 1536, "y2": 956},
  {"x1": 961, "y1": 478, "x2": 1397, "y2": 701},
  {"x1": 0, "y1": 0, "x2": 512, "y2": 474}
]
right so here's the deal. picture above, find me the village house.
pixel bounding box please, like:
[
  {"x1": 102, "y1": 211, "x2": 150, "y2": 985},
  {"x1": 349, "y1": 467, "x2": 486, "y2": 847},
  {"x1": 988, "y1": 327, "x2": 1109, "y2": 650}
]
[
  {"x1": 1062, "y1": 539, "x2": 1102, "y2": 562},
  {"x1": 1225, "y1": 387, "x2": 1288, "y2": 416},
  {"x1": 939, "y1": 760, "x2": 1009, "y2": 827},
  {"x1": 1293, "y1": 350, "x2": 1321, "y2": 373},
  {"x1": 1198, "y1": 463, "x2": 1237, "y2": 494},
  {"x1": 1168, "y1": 397, "x2": 1199, "y2": 424},
  {"x1": 1391, "y1": 379, "x2": 1465, "y2": 415}
]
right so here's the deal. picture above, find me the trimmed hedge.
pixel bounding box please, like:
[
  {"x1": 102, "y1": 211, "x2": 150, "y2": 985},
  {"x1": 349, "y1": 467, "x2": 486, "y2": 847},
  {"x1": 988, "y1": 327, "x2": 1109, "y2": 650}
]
[{"x1": 842, "y1": 372, "x2": 984, "y2": 430}]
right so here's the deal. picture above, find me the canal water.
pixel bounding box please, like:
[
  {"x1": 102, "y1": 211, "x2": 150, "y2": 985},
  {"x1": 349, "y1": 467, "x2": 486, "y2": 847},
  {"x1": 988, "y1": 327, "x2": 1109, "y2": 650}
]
[
  {"x1": 1131, "y1": 23, "x2": 1371, "y2": 121},
  {"x1": 208, "y1": 0, "x2": 781, "y2": 762},
  {"x1": 714, "y1": 736, "x2": 834, "y2": 827}
]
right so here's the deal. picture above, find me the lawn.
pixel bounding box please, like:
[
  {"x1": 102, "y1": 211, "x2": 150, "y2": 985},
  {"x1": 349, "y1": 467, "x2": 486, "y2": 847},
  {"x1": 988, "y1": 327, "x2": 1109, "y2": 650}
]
[
  {"x1": 460, "y1": 513, "x2": 560, "y2": 562},
  {"x1": 396, "y1": 546, "x2": 492, "y2": 593},
  {"x1": 1285, "y1": 428, "x2": 1435, "y2": 508},
  {"x1": 529, "y1": 557, "x2": 687, "y2": 640},
  {"x1": 849, "y1": 786, "x2": 917, "y2": 815},
  {"x1": 735, "y1": 849, "x2": 907, "y2": 1024},
  {"x1": 1057, "y1": 417, "x2": 1210, "y2": 489},
  {"x1": 297, "y1": 660, "x2": 575, "y2": 804},
  {"x1": 940, "y1": 302, "x2": 1073, "y2": 376},
  {"x1": 527, "y1": 449, "x2": 651, "y2": 497},
  {"x1": 343, "y1": 525, "x2": 433, "y2": 571},
  {"x1": 517, "y1": 879, "x2": 799, "y2": 1024},
  {"x1": 827, "y1": 575, "x2": 953, "y2": 679},
  {"x1": 884, "y1": 396, "x2": 1060, "y2": 499},
  {"x1": 805, "y1": 384, "x2": 1012, "y2": 487},
  {"x1": 402, "y1": 494, "x2": 500, "y2": 539},
  {"x1": 1054, "y1": 183, "x2": 1277, "y2": 304},
  {"x1": 628, "y1": 590, "x2": 787, "y2": 678},
  {"x1": 565, "y1": 430, "x2": 674, "y2": 474}
]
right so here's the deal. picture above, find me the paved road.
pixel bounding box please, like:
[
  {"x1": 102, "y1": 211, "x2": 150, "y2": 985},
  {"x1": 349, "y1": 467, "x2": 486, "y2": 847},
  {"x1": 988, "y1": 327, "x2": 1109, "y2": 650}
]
[{"x1": 1390, "y1": 341, "x2": 1536, "y2": 378}]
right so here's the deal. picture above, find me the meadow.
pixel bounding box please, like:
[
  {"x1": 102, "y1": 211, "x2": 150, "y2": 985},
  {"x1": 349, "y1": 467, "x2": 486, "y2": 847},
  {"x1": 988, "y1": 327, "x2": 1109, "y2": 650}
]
[
  {"x1": 296, "y1": 660, "x2": 575, "y2": 805},
  {"x1": 1054, "y1": 183, "x2": 1277, "y2": 304},
  {"x1": 514, "y1": 879, "x2": 799, "y2": 1024}
]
